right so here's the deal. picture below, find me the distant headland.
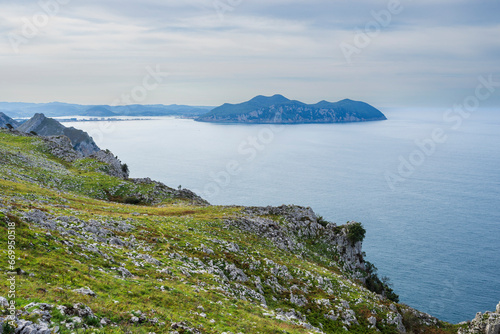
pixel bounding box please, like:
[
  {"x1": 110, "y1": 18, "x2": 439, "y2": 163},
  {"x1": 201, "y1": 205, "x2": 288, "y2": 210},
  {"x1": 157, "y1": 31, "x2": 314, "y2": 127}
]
[{"x1": 196, "y1": 94, "x2": 387, "y2": 124}]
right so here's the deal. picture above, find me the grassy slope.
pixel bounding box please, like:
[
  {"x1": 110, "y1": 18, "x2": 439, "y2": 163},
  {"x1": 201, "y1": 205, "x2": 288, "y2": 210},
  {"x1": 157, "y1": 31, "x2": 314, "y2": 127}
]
[{"x1": 0, "y1": 130, "x2": 461, "y2": 333}]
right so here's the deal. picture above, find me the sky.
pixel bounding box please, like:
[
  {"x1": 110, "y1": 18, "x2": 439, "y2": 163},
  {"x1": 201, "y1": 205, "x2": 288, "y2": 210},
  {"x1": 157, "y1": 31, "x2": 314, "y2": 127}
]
[{"x1": 1, "y1": 0, "x2": 499, "y2": 108}]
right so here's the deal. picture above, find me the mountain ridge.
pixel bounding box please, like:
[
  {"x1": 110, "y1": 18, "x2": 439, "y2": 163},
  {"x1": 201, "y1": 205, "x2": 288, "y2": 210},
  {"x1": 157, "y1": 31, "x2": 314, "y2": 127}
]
[{"x1": 0, "y1": 102, "x2": 214, "y2": 118}]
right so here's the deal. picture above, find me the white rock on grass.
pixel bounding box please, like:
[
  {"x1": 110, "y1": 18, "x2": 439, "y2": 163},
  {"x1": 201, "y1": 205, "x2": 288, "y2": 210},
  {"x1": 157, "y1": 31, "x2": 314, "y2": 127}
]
[
  {"x1": 0, "y1": 296, "x2": 9, "y2": 307},
  {"x1": 73, "y1": 287, "x2": 96, "y2": 297}
]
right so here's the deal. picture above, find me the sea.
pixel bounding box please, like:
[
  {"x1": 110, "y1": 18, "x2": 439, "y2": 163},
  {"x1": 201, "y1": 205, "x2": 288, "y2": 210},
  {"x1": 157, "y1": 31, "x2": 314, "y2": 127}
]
[{"x1": 62, "y1": 108, "x2": 500, "y2": 323}]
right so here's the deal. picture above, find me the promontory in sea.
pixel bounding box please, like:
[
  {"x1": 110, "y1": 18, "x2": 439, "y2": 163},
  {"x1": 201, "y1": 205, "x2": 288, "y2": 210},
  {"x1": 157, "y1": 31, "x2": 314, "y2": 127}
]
[{"x1": 196, "y1": 94, "x2": 387, "y2": 124}]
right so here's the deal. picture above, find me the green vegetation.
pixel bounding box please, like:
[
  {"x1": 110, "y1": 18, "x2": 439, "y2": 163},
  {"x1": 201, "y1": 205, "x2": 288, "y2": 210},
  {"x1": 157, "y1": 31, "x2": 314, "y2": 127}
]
[
  {"x1": 121, "y1": 163, "x2": 129, "y2": 176},
  {"x1": 347, "y1": 222, "x2": 366, "y2": 244},
  {"x1": 0, "y1": 129, "x2": 460, "y2": 333},
  {"x1": 364, "y1": 262, "x2": 399, "y2": 303}
]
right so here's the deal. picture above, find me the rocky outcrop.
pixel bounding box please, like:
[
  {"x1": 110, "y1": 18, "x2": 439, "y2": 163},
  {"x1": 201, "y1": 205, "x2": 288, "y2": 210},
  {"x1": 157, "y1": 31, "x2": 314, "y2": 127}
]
[
  {"x1": 90, "y1": 149, "x2": 129, "y2": 179},
  {"x1": 0, "y1": 301, "x2": 99, "y2": 333},
  {"x1": 42, "y1": 135, "x2": 81, "y2": 162},
  {"x1": 17, "y1": 113, "x2": 100, "y2": 156},
  {"x1": 459, "y1": 302, "x2": 500, "y2": 334},
  {"x1": 130, "y1": 178, "x2": 209, "y2": 205},
  {"x1": 42, "y1": 136, "x2": 129, "y2": 179},
  {"x1": 231, "y1": 205, "x2": 365, "y2": 278}
]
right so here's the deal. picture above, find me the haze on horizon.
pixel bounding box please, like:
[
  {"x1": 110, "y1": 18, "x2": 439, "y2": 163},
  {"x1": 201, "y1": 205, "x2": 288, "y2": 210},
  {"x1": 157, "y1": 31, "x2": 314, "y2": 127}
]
[{"x1": 1, "y1": 0, "x2": 499, "y2": 109}]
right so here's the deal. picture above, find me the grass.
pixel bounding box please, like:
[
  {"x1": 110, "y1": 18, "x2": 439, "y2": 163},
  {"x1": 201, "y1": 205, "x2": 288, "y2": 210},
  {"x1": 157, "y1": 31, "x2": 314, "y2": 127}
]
[{"x1": 0, "y1": 129, "x2": 462, "y2": 333}]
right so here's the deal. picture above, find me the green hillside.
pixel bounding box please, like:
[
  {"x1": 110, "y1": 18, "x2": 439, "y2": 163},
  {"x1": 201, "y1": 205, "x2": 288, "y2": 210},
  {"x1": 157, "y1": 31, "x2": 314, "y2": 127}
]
[{"x1": 0, "y1": 129, "x2": 461, "y2": 333}]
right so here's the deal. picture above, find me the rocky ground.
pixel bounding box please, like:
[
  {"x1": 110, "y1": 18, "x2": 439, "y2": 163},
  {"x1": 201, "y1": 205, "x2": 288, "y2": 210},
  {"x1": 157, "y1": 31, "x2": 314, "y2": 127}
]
[
  {"x1": 0, "y1": 129, "x2": 479, "y2": 333},
  {"x1": 458, "y1": 303, "x2": 500, "y2": 334}
]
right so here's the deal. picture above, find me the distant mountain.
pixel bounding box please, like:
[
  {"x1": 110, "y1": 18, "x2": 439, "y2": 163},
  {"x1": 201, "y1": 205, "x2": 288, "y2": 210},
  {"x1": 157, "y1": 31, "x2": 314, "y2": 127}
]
[
  {"x1": 0, "y1": 112, "x2": 19, "y2": 129},
  {"x1": 17, "y1": 113, "x2": 100, "y2": 156},
  {"x1": 197, "y1": 95, "x2": 387, "y2": 124},
  {"x1": 0, "y1": 102, "x2": 214, "y2": 118},
  {"x1": 0, "y1": 102, "x2": 87, "y2": 118},
  {"x1": 82, "y1": 106, "x2": 116, "y2": 117},
  {"x1": 109, "y1": 104, "x2": 213, "y2": 117}
]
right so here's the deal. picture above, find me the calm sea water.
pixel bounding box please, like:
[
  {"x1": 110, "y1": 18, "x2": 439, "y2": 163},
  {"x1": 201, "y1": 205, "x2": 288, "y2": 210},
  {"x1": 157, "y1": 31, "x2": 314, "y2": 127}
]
[{"x1": 63, "y1": 108, "x2": 500, "y2": 323}]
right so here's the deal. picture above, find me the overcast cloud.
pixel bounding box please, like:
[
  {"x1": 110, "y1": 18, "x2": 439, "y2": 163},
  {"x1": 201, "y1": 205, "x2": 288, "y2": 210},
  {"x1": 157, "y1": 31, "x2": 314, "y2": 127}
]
[{"x1": 1, "y1": 0, "x2": 499, "y2": 108}]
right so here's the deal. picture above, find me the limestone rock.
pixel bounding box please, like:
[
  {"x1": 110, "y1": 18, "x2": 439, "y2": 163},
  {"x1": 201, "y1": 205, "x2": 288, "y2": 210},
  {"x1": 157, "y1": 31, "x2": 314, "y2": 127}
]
[
  {"x1": 290, "y1": 293, "x2": 307, "y2": 307},
  {"x1": 225, "y1": 264, "x2": 248, "y2": 282},
  {"x1": 117, "y1": 267, "x2": 133, "y2": 278},
  {"x1": 18, "y1": 113, "x2": 100, "y2": 156},
  {"x1": 459, "y1": 302, "x2": 500, "y2": 334},
  {"x1": 73, "y1": 287, "x2": 96, "y2": 297},
  {"x1": 90, "y1": 150, "x2": 129, "y2": 179},
  {"x1": 42, "y1": 136, "x2": 81, "y2": 162}
]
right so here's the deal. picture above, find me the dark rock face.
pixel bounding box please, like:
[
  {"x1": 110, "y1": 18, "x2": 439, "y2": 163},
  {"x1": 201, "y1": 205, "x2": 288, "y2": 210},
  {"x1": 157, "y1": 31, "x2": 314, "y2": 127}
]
[
  {"x1": 17, "y1": 113, "x2": 100, "y2": 156},
  {"x1": 197, "y1": 95, "x2": 387, "y2": 124},
  {"x1": 0, "y1": 112, "x2": 19, "y2": 129}
]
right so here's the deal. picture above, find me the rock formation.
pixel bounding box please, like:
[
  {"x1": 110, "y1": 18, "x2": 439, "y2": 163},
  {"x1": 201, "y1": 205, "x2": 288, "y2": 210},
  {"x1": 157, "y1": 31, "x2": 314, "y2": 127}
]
[
  {"x1": 17, "y1": 113, "x2": 100, "y2": 156},
  {"x1": 459, "y1": 302, "x2": 500, "y2": 334}
]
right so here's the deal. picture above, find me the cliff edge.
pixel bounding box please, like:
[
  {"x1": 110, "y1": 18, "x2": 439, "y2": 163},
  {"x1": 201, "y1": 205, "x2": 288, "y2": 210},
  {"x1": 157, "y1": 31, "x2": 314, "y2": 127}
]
[{"x1": 0, "y1": 129, "x2": 471, "y2": 334}]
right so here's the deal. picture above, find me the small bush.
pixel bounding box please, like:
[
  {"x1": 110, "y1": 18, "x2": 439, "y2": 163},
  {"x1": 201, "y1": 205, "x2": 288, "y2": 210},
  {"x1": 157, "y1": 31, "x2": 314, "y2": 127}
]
[
  {"x1": 51, "y1": 308, "x2": 66, "y2": 322},
  {"x1": 121, "y1": 163, "x2": 129, "y2": 174},
  {"x1": 364, "y1": 261, "x2": 399, "y2": 303},
  {"x1": 84, "y1": 316, "x2": 101, "y2": 327},
  {"x1": 317, "y1": 216, "x2": 329, "y2": 227},
  {"x1": 347, "y1": 222, "x2": 366, "y2": 244},
  {"x1": 402, "y1": 310, "x2": 424, "y2": 333},
  {"x1": 2, "y1": 321, "x2": 16, "y2": 334},
  {"x1": 124, "y1": 197, "x2": 141, "y2": 205}
]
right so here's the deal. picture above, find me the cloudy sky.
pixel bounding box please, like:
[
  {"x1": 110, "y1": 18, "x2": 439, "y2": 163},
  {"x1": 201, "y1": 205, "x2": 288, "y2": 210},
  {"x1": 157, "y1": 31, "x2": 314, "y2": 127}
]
[{"x1": 1, "y1": 0, "x2": 499, "y2": 108}]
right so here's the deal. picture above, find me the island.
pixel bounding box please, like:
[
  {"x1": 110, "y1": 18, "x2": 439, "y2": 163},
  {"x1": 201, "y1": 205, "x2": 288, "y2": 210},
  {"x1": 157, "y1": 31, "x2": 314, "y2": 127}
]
[{"x1": 196, "y1": 94, "x2": 387, "y2": 124}]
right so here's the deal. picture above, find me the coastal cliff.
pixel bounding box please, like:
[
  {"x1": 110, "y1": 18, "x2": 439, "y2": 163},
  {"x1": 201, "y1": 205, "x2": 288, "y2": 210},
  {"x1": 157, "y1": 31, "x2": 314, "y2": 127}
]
[{"x1": 0, "y1": 128, "x2": 488, "y2": 333}]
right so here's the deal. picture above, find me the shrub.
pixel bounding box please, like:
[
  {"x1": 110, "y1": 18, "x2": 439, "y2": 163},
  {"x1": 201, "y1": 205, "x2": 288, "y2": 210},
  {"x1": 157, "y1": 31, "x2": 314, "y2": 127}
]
[
  {"x1": 364, "y1": 261, "x2": 399, "y2": 303},
  {"x1": 347, "y1": 222, "x2": 366, "y2": 244},
  {"x1": 402, "y1": 310, "x2": 424, "y2": 333},
  {"x1": 2, "y1": 322, "x2": 16, "y2": 334},
  {"x1": 84, "y1": 316, "x2": 101, "y2": 327},
  {"x1": 317, "y1": 215, "x2": 329, "y2": 227},
  {"x1": 121, "y1": 163, "x2": 129, "y2": 175},
  {"x1": 124, "y1": 197, "x2": 142, "y2": 205}
]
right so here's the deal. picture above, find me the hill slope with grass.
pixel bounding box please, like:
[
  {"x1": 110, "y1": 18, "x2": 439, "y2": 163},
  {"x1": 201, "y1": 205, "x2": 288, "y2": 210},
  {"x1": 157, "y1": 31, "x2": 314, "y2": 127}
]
[{"x1": 0, "y1": 129, "x2": 465, "y2": 334}]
